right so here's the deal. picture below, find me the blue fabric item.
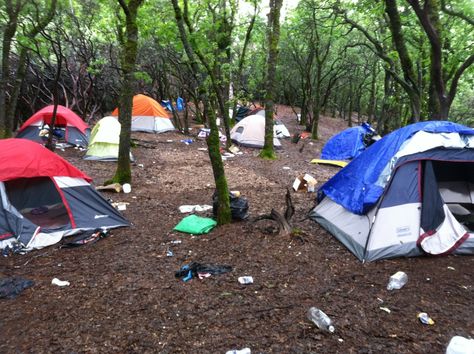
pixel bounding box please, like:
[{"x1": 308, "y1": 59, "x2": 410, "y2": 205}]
[
  {"x1": 321, "y1": 125, "x2": 371, "y2": 160},
  {"x1": 161, "y1": 100, "x2": 173, "y2": 111},
  {"x1": 177, "y1": 97, "x2": 184, "y2": 111},
  {"x1": 318, "y1": 121, "x2": 474, "y2": 215}
]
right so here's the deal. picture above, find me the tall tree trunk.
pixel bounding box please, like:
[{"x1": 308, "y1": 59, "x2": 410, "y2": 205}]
[
  {"x1": 112, "y1": 0, "x2": 144, "y2": 184},
  {"x1": 1, "y1": 1, "x2": 24, "y2": 137},
  {"x1": 171, "y1": 0, "x2": 231, "y2": 225},
  {"x1": 260, "y1": 0, "x2": 283, "y2": 160},
  {"x1": 385, "y1": 0, "x2": 421, "y2": 122}
]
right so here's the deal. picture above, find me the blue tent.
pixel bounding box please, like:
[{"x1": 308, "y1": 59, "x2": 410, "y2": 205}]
[
  {"x1": 321, "y1": 123, "x2": 376, "y2": 160},
  {"x1": 318, "y1": 121, "x2": 474, "y2": 215},
  {"x1": 312, "y1": 121, "x2": 474, "y2": 261}
]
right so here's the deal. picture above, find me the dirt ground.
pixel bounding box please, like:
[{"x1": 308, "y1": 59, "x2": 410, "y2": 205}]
[{"x1": 1, "y1": 107, "x2": 473, "y2": 353}]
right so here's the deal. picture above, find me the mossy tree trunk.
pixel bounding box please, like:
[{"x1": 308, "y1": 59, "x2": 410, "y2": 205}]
[
  {"x1": 171, "y1": 0, "x2": 231, "y2": 225},
  {"x1": 112, "y1": 0, "x2": 144, "y2": 184},
  {"x1": 260, "y1": 0, "x2": 283, "y2": 160},
  {"x1": 7, "y1": 0, "x2": 57, "y2": 131},
  {"x1": 1, "y1": 0, "x2": 24, "y2": 137}
]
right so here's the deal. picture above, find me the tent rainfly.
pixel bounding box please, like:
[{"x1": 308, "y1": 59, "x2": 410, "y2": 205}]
[
  {"x1": 112, "y1": 94, "x2": 174, "y2": 133},
  {"x1": 84, "y1": 116, "x2": 133, "y2": 161},
  {"x1": 310, "y1": 121, "x2": 474, "y2": 262},
  {"x1": 16, "y1": 105, "x2": 90, "y2": 147},
  {"x1": 0, "y1": 139, "x2": 129, "y2": 252},
  {"x1": 321, "y1": 123, "x2": 379, "y2": 160}
]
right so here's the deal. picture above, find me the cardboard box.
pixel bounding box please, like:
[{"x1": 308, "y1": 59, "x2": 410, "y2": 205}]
[{"x1": 292, "y1": 174, "x2": 318, "y2": 192}]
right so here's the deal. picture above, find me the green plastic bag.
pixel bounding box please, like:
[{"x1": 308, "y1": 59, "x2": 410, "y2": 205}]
[{"x1": 173, "y1": 215, "x2": 217, "y2": 235}]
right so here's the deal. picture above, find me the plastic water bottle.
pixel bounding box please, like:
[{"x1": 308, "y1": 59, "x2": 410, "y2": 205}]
[
  {"x1": 307, "y1": 307, "x2": 335, "y2": 333},
  {"x1": 386, "y1": 271, "x2": 408, "y2": 290},
  {"x1": 446, "y1": 336, "x2": 474, "y2": 354},
  {"x1": 225, "y1": 348, "x2": 251, "y2": 354}
]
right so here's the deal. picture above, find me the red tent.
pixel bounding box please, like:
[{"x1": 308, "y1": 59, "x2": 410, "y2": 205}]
[
  {"x1": 18, "y1": 105, "x2": 88, "y2": 133},
  {"x1": 0, "y1": 139, "x2": 91, "y2": 182},
  {"x1": 16, "y1": 105, "x2": 90, "y2": 147}
]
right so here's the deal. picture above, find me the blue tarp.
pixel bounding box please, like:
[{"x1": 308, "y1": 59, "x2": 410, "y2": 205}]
[
  {"x1": 318, "y1": 121, "x2": 474, "y2": 215},
  {"x1": 177, "y1": 97, "x2": 185, "y2": 111},
  {"x1": 321, "y1": 123, "x2": 378, "y2": 160},
  {"x1": 321, "y1": 125, "x2": 369, "y2": 160}
]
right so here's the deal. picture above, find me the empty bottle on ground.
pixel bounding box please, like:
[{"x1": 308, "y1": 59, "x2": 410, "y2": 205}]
[
  {"x1": 386, "y1": 271, "x2": 408, "y2": 290},
  {"x1": 307, "y1": 307, "x2": 335, "y2": 333}
]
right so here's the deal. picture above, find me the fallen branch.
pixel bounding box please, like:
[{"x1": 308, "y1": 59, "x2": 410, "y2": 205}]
[{"x1": 253, "y1": 189, "x2": 294, "y2": 236}]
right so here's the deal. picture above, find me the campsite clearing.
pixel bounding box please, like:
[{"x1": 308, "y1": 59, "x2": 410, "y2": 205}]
[{"x1": 0, "y1": 107, "x2": 472, "y2": 353}]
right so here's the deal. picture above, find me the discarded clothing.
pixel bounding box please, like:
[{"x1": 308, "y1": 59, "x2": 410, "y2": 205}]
[
  {"x1": 0, "y1": 277, "x2": 34, "y2": 299},
  {"x1": 173, "y1": 215, "x2": 217, "y2": 234},
  {"x1": 175, "y1": 262, "x2": 232, "y2": 282},
  {"x1": 60, "y1": 229, "x2": 110, "y2": 249}
]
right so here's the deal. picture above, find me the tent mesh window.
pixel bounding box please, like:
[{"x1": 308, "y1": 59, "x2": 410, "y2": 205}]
[
  {"x1": 4, "y1": 177, "x2": 71, "y2": 229},
  {"x1": 434, "y1": 161, "x2": 474, "y2": 232}
]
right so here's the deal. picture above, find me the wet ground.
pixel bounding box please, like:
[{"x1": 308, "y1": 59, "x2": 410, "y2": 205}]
[{"x1": 0, "y1": 108, "x2": 473, "y2": 353}]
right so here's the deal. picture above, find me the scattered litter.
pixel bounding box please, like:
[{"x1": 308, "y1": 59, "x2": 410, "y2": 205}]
[
  {"x1": 338, "y1": 338, "x2": 344, "y2": 343},
  {"x1": 197, "y1": 148, "x2": 208, "y2": 151},
  {"x1": 122, "y1": 183, "x2": 131, "y2": 193},
  {"x1": 178, "y1": 205, "x2": 213, "y2": 213},
  {"x1": 61, "y1": 229, "x2": 110, "y2": 248},
  {"x1": 173, "y1": 215, "x2": 217, "y2": 234},
  {"x1": 417, "y1": 312, "x2": 435, "y2": 325},
  {"x1": 170, "y1": 240, "x2": 182, "y2": 244},
  {"x1": 166, "y1": 140, "x2": 173, "y2": 142},
  {"x1": 51, "y1": 278, "x2": 70, "y2": 287},
  {"x1": 175, "y1": 262, "x2": 232, "y2": 282},
  {"x1": 293, "y1": 174, "x2": 318, "y2": 192},
  {"x1": 96, "y1": 183, "x2": 122, "y2": 193},
  {"x1": 380, "y1": 307, "x2": 391, "y2": 314},
  {"x1": 230, "y1": 191, "x2": 241, "y2": 198},
  {"x1": 213, "y1": 191, "x2": 249, "y2": 221},
  {"x1": 447, "y1": 266, "x2": 456, "y2": 271},
  {"x1": 283, "y1": 166, "x2": 291, "y2": 170},
  {"x1": 228, "y1": 145, "x2": 240, "y2": 154},
  {"x1": 376, "y1": 297, "x2": 384, "y2": 303},
  {"x1": 138, "y1": 164, "x2": 144, "y2": 168},
  {"x1": 112, "y1": 202, "x2": 129, "y2": 211},
  {"x1": 0, "y1": 277, "x2": 34, "y2": 299},
  {"x1": 446, "y1": 336, "x2": 474, "y2": 354},
  {"x1": 238, "y1": 276, "x2": 254, "y2": 285},
  {"x1": 226, "y1": 348, "x2": 251, "y2": 354},
  {"x1": 166, "y1": 249, "x2": 174, "y2": 257},
  {"x1": 198, "y1": 272, "x2": 212, "y2": 279},
  {"x1": 307, "y1": 307, "x2": 335, "y2": 333},
  {"x1": 387, "y1": 271, "x2": 408, "y2": 290},
  {"x1": 180, "y1": 139, "x2": 193, "y2": 145}
]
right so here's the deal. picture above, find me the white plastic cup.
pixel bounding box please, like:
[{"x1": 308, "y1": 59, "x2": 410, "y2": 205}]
[{"x1": 122, "y1": 183, "x2": 131, "y2": 193}]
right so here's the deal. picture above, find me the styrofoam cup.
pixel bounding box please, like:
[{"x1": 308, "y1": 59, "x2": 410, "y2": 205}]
[{"x1": 122, "y1": 183, "x2": 131, "y2": 193}]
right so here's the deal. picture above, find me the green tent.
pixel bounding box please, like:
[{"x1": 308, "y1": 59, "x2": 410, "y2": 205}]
[{"x1": 84, "y1": 116, "x2": 133, "y2": 161}]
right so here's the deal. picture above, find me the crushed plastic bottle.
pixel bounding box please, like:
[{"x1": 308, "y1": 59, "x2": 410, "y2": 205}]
[
  {"x1": 238, "y1": 276, "x2": 254, "y2": 284},
  {"x1": 417, "y1": 312, "x2": 435, "y2": 325},
  {"x1": 446, "y1": 336, "x2": 474, "y2": 354},
  {"x1": 225, "y1": 348, "x2": 251, "y2": 354},
  {"x1": 307, "y1": 307, "x2": 335, "y2": 333},
  {"x1": 387, "y1": 271, "x2": 408, "y2": 290}
]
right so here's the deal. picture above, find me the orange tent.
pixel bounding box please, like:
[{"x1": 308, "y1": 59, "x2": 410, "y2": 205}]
[
  {"x1": 112, "y1": 94, "x2": 170, "y2": 118},
  {"x1": 112, "y1": 94, "x2": 174, "y2": 133}
]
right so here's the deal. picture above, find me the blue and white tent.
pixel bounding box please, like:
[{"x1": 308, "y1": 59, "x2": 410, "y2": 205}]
[
  {"x1": 321, "y1": 123, "x2": 378, "y2": 160},
  {"x1": 310, "y1": 121, "x2": 474, "y2": 262}
]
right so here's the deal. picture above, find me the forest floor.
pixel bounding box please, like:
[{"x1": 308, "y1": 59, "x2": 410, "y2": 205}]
[{"x1": 0, "y1": 106, "x2": 473, "y2": 353}]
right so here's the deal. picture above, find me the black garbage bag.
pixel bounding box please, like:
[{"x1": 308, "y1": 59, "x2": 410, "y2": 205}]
[{"x1": 213, "y1": 191, "x2": 249, "y2": 221}]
